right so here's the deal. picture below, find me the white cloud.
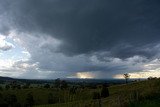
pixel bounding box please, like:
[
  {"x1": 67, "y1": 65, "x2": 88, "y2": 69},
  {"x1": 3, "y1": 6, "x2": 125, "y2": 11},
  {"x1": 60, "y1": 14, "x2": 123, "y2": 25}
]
[
  {"x1": 113, "y1": 70, "x2": 160, "y2": 79},
  {"x1": 68, "y1": 72, "x2": 96, "y2": 79},
  {"x1": 1, "y1": 31, "x2": 160, "y2": 79},
  {"x1": 113, "y1": 58, "x2": 160, "y2": 79},
  {"x1": 22, "y1": 51, "x2": 31, "y2": 58},
  {"x1": 0, "y1": 35, "x2": 14, "y2": 51},
  {"x1": 0, "y1": 59, "x2": 15, "y2": 69}
]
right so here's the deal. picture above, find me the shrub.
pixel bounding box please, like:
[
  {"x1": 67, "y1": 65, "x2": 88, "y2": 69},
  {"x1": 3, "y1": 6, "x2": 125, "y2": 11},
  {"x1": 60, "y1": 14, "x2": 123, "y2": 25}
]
[
  {"x1": 61, "y1": 80, "x2": 68, "y2": 89},
  {"x1": 92, "y1": 92, "x2": 100, "y2": 99},
  {"x1": 101, "y1": 85, "x2": 109, "y2": 98},
  {"x1": 0, "y1": 86, "x2": 3, "y2": 91},
  {"x1": 48, "y1": 93, "x2": 53, "y2": 104},
  {"x1": 25, "y1": 93, "x2": 34, "y2": 107},
  {"x1": 5, "y1": 85, "x2": 10, "y2": 90},
  {"x1": 44, "y1": 84, "x2": 50, "y2": 88},
  {"x1": 4, "y1": 94, "x2": 20, "y2": 107},
  {"x1": 0, "y1": 93, "x2": 8, "y2": 107},
  {"x1": 69, "y1": 86, "x2": 77, "y2": 94},
  {"x1": 55, "y1": 78, "x2": 61, "y2": 88}
]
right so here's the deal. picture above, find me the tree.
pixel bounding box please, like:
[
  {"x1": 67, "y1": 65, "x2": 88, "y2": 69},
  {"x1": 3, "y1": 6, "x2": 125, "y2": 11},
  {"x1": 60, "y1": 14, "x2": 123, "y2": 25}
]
[
  {"x1": 44, "y1": 84, "x2": 50, "y2": 88},
  {"x1": 55, "y1": 78, "x2": 61, "y2": 88},
  {"x1": 101, "y1": 84, "x2": 109, "y2": 98},
  {"x1": 22, "y1": 83, "x2": 30, "y2": 89},
  {"x1": 61, "y1": 80, "x2": 68, "y2": 89},
  {"x1": 4, "y1": 94, "x2": 20, "y2": 107},
  {"x1": 48, "y1": 93, "x2": 53, "y2": 104},
  {"x1": 54, "y1": 78, "x2": 68, "y2": 89},
  {"x1": 17, "y1": 85, "x2": 21, "y2": 89},
  {"x1": 0, "y1": 93, "x2": 8, "y2": 107},
  {"x1": 69, "y1": 86, "x2": 77, "y2": 94},
  {"x1": 5, "y1": 85, "x2": 10, "y2": 90},
  {"x1": 123, "y1": 73, "x2": 130, "y2": 84},
  {"x1": 10, "y1": 80, "x2": 17, "y2": 90},
  {"x1": 25, "y1": 93, "x2": 34, "y2": 107},
  {"x1": 92, "y1": 92, "x2": 100, "y2": 99},
  {"x1": 0, "y1": 86, "x2": 3, "y2": 91},
  {"x1": 148, "y1": 76, "x2": 157, "y2": 80}
]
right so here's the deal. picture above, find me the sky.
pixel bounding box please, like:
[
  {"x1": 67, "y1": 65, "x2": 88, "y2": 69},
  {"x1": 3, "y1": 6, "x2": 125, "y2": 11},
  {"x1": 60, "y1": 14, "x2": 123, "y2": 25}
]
[{"x1": 0, "y1": 0, "x2": 160, "y2": 79}]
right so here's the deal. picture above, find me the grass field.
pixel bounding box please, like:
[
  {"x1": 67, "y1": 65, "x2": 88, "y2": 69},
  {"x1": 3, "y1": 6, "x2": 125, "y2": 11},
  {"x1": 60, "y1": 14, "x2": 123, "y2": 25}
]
[
  {"x1": 35, "y1": 79, "x2": 160, "y2": 107},
  {"x1": 1, "y1": 78, "x2": 160, "y2": 107}
]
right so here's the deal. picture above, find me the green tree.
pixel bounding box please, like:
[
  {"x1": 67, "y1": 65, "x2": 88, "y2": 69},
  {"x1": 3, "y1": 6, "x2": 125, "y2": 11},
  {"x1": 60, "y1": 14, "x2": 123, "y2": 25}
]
[
  {"x1": 69, "y1": 86, "x2": 77, "y2": 94},
  {"x1": 44, "y1": 84, "x2": 50, "y2": 88},
  {"x1": 25, "y1": 93, "x2": 34, "y2": 107},
  {"x1": 48, "y1": 93, "x2": 53, "y2": 104},
  {"x1": 55, "y1": 78, "x2": 61, "y2": 88},
  {"x1": 123, "y1": 73, "x2": 130, "y2": 84},
  {"x1": 61, "y1": 80, "x2": 68, "y2": 89},
  {"x1": 92, "y1": 92, "x2": 100, "y2": 99},
  {"x1": 5, "y1": 85, "x2": 10, "y2": 90},
  {"x1": 101, "y1": 84, "x2": 109, "y2": 98},
  {"x1": 0, "y1": 86, "x2": 3, "y2": 91},
  {"x1": 4, "y1": 94, "x2": 20, "y2": 107},
  {"x1": 0, "y1": 93, "x2": 8, "y2": 107}
]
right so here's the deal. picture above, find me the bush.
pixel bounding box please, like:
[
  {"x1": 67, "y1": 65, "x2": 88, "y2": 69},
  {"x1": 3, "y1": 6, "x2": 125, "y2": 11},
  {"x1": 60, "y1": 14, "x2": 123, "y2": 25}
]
[
  {"x1": 25, "y1": 93, "x2": 34, "y2": 107},
  {"x1": 44, "y1": 84, "x2": 50, "y2": 88},
  {"x1": 69, "y1": 86, "x2": 77, "y2": 94},
  {"x1": 0, "y1": 86, "x2": 3, "y2": 91},
  {"x1": 0, "y1": 93, "x2": 8, "y2": 107},
  {"x1": 101, "y1": 85, "x2": 109, "y2": 98},
  {"x1": 5, "y1": 85, "x2": 10, "y2": 90},
  {"x1": 4, "y1": 94, "x2": 20, "y2": 107},
  {"x1": 55, "y1": 78, "x2": 61, "y2": 88},
  {"x1": 92, "y1": 92, "x2": 100, "y2": 99},
  {"x1": 61, "y1": 80, "x2": 68, "y2": 89},
  {"x1": 48, "y1": 93, "x2": 53, "y2": 104}
]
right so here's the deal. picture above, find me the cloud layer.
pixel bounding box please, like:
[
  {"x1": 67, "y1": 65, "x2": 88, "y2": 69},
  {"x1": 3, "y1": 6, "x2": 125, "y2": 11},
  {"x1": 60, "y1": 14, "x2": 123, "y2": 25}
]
[
  {"x1": 0, "y1": 35, "x2": 14, "y2": 51},
  {"x1": 0, "y1": 0, "x2": 160, "y2": 79}
]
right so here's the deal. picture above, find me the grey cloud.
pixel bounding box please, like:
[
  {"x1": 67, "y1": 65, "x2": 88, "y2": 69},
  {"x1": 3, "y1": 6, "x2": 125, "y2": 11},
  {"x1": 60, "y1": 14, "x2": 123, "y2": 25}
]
[
  {"x1": 1, "y1": 0, "x2": 160, "y2": 78},
  {"x1": 1, "y1": 0, "x2": 160, "y2": 58},
  {"x1": 0, "y1": 25, "x2": 10, "y2": 36},
  {"x1": 0, "y1": 44, "x2": 13, "y2": 51}
]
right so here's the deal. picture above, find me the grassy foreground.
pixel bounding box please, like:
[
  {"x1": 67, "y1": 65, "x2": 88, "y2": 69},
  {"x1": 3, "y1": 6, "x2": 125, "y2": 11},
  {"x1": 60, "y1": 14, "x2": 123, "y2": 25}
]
[
  {"x1": 1, "y1": 78, "x2": 160, "y2": 107},
  {"x1": 35, "y1": 79, "x2": 160, "y2": 107}
]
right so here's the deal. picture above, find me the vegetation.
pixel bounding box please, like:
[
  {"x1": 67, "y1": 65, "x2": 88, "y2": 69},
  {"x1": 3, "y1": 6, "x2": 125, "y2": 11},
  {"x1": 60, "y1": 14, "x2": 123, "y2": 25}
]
[
  {"x1": 100, "y1": 84, "x2": 109, "y2": 98},
  {"x1": 0, "y1": 78, "x2": 160, "y2": 107},
  {"x1": 123, "y1": 73, "x2": 130, "y2": 84},
  {"x1": 25, "y1": 92, "x2": 34, "y2": 107}
]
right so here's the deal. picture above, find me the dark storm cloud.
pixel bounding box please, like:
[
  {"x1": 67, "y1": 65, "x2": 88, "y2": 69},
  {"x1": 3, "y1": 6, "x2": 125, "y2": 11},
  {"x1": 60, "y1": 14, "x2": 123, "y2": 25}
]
[
  {"x1": 2, "y1": 0, "x2": 160, "y2": 58},
  {"x1": 0, "y1": 25, "x2": 10, "y2": 35},
  {"x1": 1, "y1": 0, "x2": 160, "y2": 79}
]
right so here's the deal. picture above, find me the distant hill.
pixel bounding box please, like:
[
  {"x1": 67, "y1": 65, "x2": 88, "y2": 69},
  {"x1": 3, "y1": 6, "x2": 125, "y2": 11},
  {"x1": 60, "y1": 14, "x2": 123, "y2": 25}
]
[{"x1": 0, "y1": 76, "x2": 14, "y2": 81}]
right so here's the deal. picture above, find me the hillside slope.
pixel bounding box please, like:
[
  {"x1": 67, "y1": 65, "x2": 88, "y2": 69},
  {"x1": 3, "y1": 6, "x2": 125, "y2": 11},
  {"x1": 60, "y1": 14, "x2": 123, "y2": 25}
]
[{"x1": 35, "y1": 79, "x2": 160, "y2": 107}]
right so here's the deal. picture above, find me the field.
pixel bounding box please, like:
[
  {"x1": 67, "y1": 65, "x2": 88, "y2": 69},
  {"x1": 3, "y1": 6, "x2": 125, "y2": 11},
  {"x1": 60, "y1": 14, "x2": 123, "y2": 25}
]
[
  {"x1": 0, "y1": 78, "x2": 160, "y2": 107},
  {"x1": 35, "y1": 79, "x2": 160, "y2": 107}
]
